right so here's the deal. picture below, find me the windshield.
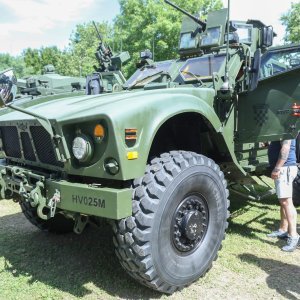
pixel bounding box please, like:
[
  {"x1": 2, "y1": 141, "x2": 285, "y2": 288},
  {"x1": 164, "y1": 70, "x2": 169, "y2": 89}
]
[
  {"x1": 124, "y1": 61, "x2": 173, "y2": 88},
  {"x1": 260, "y1": 46, "x2": 300, "y2": 79},
  {"x1": 180, "y1": 55, "x2": 226, "y2": 81}
]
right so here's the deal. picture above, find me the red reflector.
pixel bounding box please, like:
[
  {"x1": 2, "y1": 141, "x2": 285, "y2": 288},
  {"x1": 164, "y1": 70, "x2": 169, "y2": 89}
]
[{"x1": 292, "y1": 103, "x2": 300, "y2": 116}]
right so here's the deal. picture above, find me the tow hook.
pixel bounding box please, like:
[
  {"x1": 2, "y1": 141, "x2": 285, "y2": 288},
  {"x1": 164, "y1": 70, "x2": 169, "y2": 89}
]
[
  {"x1": 73, "y1": 214, "x2": 89, "y2": 234},
  {"x1": 29, "y1": 181, "x2": 48, "y2": 220},
  {"x1": 30, "y1": 184, "x2": 60, "y2": 220}
]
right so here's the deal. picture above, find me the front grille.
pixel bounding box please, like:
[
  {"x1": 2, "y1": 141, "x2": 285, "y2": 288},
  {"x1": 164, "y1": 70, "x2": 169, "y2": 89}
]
[
  {"x1": 30, "y1": 126, "x2": 63, "y2": 167},
  {"x1": 1, "y1": 126, "x2": 22, "y2": 158},
  {"x1": 20, "y1": 132, "x2": 36, "y2": 161},
  {"x1": 0, "y1": 125, "x2": 63, "y2": 168}
]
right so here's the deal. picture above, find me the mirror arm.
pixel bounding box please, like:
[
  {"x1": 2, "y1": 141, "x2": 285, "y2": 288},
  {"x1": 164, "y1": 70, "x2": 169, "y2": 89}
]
[{"x1": 7, "y1": 104, "x2": 55, "y2": 138}]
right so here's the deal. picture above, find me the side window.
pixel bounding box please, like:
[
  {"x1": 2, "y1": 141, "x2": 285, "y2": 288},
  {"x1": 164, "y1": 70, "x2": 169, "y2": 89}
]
[{"x1": 260, "y1": 47, "x2": 300, "y2": 79}]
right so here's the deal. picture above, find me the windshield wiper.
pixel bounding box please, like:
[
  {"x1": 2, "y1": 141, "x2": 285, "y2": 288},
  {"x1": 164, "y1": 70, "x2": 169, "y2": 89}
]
[
  {"x1": 181, "y1": 70, "x2": 203, "y2": 85},
  {"x1": 127, "y1": 71, "x2": 164, "y2": 89}
]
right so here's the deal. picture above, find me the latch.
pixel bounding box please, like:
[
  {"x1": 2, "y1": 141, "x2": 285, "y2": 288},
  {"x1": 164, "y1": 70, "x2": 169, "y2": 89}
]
[
  {"x1": 48, "y1": 189, "x2": 61, "y2": 218},
  {"x1": 0, "y1": 169, "x2": 6, "y2": 199}
]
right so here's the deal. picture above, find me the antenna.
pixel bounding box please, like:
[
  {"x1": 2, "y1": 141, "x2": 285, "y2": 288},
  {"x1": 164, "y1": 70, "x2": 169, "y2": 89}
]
[
  {"x1": 221, "y1": 0, "x2": 231, "y2": 91},
  {"x1": 93, "y1": 21, "x2": 103, "y2": 40},
  {"x1": 152, "y1": 35, "x2": 155, "y2": 61}
]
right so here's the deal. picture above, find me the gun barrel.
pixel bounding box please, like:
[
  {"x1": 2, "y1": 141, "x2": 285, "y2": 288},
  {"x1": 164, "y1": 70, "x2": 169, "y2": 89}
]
[
  {"x1": 93, "y1": 21, "x2": 103, "y2": 41},
  {"x1": 164, "y1": 0, "x2": 206, "y2": 29}
]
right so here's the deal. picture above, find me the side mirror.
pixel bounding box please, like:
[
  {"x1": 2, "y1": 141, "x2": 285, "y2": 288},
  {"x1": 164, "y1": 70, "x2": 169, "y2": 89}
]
[
  {"x1": 261, "y1": 26, "x2": 273, "y2": 48},
  {"x1": 0, "y1": 69, "x2": 17, "y2": 106},
  {"x1": 249, "y1": 48, "x2": 261, "y2": 91}
]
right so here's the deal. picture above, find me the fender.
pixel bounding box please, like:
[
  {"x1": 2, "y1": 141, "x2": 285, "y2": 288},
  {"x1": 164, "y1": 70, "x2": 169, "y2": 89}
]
[{"x1": 106, "y1": 87, "x2": 245, "y2": 179}]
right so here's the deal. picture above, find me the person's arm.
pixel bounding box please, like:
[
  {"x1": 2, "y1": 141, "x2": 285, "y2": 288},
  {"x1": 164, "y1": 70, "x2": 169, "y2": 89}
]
[{"x1": 271, "y1": 140, "x2": 291, "y2": 179}]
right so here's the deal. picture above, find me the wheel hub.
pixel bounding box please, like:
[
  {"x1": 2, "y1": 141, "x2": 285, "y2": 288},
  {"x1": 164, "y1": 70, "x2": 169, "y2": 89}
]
[
  {"x1": 172, "y1": 195, "x2": 209, "y2": 252},
  {"x1": 181, "y1": 210, "x2": 203, "y2": 240}
]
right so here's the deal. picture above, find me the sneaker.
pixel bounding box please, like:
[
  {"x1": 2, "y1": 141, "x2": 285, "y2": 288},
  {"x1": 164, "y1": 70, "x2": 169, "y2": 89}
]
[
  {"x1": 267, "y1": 230, "x2": 288, "y2": 239},
  {"x1": 282, "y1": 235, "x2": 300, "y2": 252}
]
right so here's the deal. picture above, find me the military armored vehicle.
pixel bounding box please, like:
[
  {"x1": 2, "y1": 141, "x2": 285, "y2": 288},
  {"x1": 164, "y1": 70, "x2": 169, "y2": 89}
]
[
  {"x1": 17, "y1": 64, "x2": 86, "y2": 97},
  {"x1": 7, "y1": 44, "x2": 129, "y2": 117},
  {"x1": 16, "y1": 24, "x2": 130, "y2": 99},
  {"x1": 0, "y1": 0, "x2": 300, "y2": 294}
]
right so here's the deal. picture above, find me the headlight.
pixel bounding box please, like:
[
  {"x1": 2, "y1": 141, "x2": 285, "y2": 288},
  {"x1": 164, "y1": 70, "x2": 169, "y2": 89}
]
[{"x1": 72, "y1": 136, "x2": 93, "y2": 162}]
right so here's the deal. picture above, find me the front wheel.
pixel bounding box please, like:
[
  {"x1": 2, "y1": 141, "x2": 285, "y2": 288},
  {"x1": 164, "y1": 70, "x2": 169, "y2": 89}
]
[{"x1": 113, "y1": 151, "x2": 229, "y2": 294}]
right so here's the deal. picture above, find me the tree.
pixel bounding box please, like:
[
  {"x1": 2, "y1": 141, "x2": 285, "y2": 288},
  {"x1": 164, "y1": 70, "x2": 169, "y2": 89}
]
[
  {"x1": 23, "y1": 48, "x2": 43, "y2": 74},
  {"x1": 40, "y1": 46, "x2": 61, "y2": 69},
  {"x1": 67, "y1": 22, "x2": 113, "y2": 76},
  {"x1": 20, "y1": 22, "x2": 112, "y2": 78},
  {"x1": 113, "y1": 0, "x2": 223, "y2": 76},
  {"x1": 23, "y1": 46, "x2": 63, "y2": 75},
  {"x1": 0, "y1": 53, "x2": 30, "y2": 78},
  {"x1": 281, "y1": 2, "x2": 300, "y2": 43},
  {"x1": 8, "y1": 0, "x2": 224, "y2": 80}
]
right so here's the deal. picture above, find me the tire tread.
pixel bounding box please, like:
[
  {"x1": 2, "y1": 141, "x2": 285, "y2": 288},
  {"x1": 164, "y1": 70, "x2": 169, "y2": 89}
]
[{"x1": 113, "y1": 151, "x2": 230, "y2": 294}]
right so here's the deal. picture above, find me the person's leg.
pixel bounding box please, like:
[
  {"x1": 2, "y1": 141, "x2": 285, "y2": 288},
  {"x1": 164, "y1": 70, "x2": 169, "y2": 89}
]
[
  {"x1": 280, "y1": 197, "x2": 299, "y2": 252},
  {"x1": 279, "y1": 205, "x2": 288, "y2": 232},
  {"x1": 268, "y1": 166, "x2": 299, "y2": 250},
  {"x1": 280, "y1": 198, "x2": 298, "y2": 237},
  {"x1": 267, "y1": 176, "x2": 289, "y2": 238},
  {"x1": 267, "y1": 205, "x2": 288, "y2": 237},
  {"x1": 267, "y1": 171, "x2": 289, "y2": 238}
]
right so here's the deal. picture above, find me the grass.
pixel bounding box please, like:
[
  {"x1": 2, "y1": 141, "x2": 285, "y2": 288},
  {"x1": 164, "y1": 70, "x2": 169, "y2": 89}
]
[{"x1": 0, "y1": 180, "x2": 299, "y2": 300}]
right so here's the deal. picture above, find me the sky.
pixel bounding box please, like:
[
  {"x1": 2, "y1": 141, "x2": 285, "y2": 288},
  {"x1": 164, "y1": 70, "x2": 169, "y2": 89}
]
[
  {"x1": 223, "y1": 0, "x2": 297, "y2": 45},
  {"x1": 0, "y1": 0, "x2": 296, "y2": 56},
  {"x1": 0, "y1": 0, "x2": 120, "y2": 55}
]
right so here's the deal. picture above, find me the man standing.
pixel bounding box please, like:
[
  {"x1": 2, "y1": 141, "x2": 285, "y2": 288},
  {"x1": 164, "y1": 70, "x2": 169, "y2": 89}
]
[{"x1": 267, "y1": 139, "x2": 299, "y2": 252}]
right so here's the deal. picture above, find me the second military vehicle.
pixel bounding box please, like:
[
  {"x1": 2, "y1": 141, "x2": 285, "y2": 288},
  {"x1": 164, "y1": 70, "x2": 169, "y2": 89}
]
[
  {"x1": 0, "y1": 0, "x2": 300, "y2": 294},
  {"x1": 17, "y1": 64, "x2": 86, "y2": 97},
  {"x1": 17, "y1": 23, "x2": 130, "y2": 99}
]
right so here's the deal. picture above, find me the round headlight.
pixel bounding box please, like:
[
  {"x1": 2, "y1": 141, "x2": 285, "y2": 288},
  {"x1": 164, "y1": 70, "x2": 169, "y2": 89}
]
[{"x1": 72, "y1": 136, "x2": 93, "y2": 162}]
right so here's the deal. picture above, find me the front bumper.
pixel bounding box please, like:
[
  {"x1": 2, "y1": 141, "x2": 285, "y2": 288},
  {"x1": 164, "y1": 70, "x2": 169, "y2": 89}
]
[{"x1": 0, "y1": 163, "x2": 132, "y2": 220}]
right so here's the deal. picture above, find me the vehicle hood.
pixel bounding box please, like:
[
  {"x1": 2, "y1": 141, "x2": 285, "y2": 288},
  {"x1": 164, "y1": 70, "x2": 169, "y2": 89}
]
[{"x1": 0, "y1": 87, "x2": 215, "y2": 123}]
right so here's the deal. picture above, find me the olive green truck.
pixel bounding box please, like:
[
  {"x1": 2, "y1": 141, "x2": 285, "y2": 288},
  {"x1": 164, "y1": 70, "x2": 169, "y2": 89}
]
[{"x1": 0, "y1": 0, "x2": 299, "y2": 294}]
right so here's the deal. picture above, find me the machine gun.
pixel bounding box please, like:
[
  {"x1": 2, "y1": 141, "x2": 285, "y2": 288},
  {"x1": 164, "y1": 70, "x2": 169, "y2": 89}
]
[
  {"x1": 86, "y1": 22, "x2": 130, "y2": 95},
  {"x1": 92, "y1": 21, "x2": 130, "y2": 73},
  {"x1": 93, "y1": 21, "x2": 114, "y2": 72},
  {"x1": 164, "y1": 0, "x2": 206, "y2": 32}
]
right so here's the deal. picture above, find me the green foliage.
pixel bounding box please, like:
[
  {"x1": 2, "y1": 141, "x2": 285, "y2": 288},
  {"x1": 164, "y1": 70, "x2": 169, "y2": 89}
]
[
  {"x1": 67, "y1": 22, "x2": 112, "y2": 76},
  {"x1": 113, "y1": 0, "x2": 223, "y2": 76},
  {"x1": 0, "y1": 53, "x2": 30, "y2": 78},
  {"x1": 23, "y1": 46, "x2": 63, "y2": 75},
  {"x1": 3, "y1": 0, "x2": 224, "y2": 79},
  {"x1": 281, "y1": 2, "x2": 300, "y2": 43}
]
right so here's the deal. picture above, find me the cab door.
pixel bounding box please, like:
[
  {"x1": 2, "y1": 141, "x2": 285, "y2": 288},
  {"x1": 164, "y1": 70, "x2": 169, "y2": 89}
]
[{"x1": 236, "y1": 44, "x2": 300, "y2": 143}]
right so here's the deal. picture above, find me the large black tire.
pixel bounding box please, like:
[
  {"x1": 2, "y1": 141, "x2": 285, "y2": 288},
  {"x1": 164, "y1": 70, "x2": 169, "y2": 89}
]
[
  {"x1": 293, "y1": 168, "x2": 300, "y2": 207},
  {"x1": 113, "y1": 151, "x2": 229, "y2": 294},
  {"x1": 20, "y1": 201, "x2": 74, "y2": 234}
]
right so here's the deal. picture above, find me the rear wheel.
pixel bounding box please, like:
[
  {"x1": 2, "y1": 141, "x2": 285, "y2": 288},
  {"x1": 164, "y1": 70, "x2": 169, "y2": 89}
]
[
  {"x1": 20, "y1": 201, "x2": 74, "y2": 234},
  {"x1": 113, "y1": 151, "x2": 229, "y2": 294}
]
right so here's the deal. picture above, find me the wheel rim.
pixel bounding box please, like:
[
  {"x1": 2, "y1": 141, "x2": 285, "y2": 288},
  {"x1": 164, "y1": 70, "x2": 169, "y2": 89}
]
[{"x1": 172, "y1": 194, "x2": 209, "y2": 254}]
